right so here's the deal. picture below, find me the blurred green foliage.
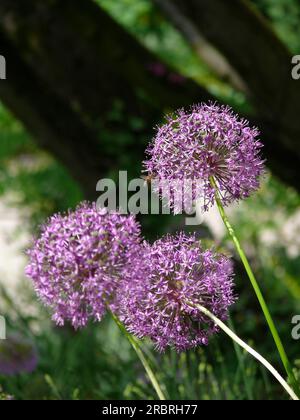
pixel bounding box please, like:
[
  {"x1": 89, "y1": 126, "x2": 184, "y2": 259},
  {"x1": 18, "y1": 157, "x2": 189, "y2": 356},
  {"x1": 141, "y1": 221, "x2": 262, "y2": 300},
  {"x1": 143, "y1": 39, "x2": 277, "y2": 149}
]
[
  {"x1": 97, "y1": 0, "x2": 247, "y2": 108},
  {"x1": 253, "y1": 0, "x2": 300, "y2": 52},
  {"x1": 0, "y1": 104, "x2": 83, "y2": 227},
  {"x1": 0, "y1": 303, "x2": 270, "y2": 400},
  {"x1": 98, "y1": 0, "x2": 211, "y2": 81}
]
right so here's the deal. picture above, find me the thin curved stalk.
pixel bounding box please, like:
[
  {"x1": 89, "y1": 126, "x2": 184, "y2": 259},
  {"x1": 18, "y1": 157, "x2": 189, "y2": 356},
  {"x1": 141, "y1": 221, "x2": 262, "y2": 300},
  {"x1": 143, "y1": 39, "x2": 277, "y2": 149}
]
[
  {"x1": 110, "y1": 312, "x2": 167, "y2": 400},
  {"x1": 189, "y1": 303, "x2": 299, "y2": 401},
  {"x1": 210, "y1": 176, "x2": 300, "y2": 396}
]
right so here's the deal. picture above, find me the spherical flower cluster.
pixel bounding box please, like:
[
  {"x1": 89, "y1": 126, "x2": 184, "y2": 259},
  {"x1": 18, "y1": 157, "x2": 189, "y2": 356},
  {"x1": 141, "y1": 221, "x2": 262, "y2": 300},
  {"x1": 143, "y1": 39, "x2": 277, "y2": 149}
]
[
  {"x1": 119, "y1": 233, "x2": 235, "y2": 352},
  {"x1": 26, "y1": 203, "x2": 141, "y2": 329},
  {"x1": 144, "y1": 103, "x2": 265, "y2": 211},
  {"x1": 0, "y1": 334, "x2": 38, "y2": 376}
]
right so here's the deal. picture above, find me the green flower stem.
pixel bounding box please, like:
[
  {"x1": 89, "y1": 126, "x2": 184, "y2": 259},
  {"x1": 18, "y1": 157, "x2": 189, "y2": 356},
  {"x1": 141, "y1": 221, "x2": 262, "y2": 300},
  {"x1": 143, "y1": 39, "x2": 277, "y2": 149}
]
[
  {"x1": 110, "y1": 311, "x2": 167, "y2": 400},
  {"x1": 210, "y1": 176, "x2": 300, "y2": 396},
  {"x1": 189, "y1": 303, "x2": 299, "y2": 401}
]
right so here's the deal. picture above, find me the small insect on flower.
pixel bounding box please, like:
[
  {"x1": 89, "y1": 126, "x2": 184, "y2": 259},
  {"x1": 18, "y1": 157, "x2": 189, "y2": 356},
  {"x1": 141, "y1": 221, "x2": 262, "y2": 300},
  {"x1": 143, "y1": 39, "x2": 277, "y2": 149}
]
[
  {"x1": 119, "y1": 233, "x2": 236, "y2": 352},
  {"x1": 144, "y1": 103, "x2": 265, "y2": 212},
  {"x1": 26, "y1": 203, "x2": 142, "y2": 329},
  {"x1": 140, "y1": 173, "x2": 156, "y2": 187}
]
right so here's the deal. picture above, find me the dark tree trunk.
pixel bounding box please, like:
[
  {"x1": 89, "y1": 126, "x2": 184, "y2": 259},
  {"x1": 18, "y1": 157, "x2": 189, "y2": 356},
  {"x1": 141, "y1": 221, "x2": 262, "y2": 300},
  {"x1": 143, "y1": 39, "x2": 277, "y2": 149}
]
[
  {"x1": 0, "y1": 0, "x2": 211, "y2": 198},
  {"x1": 0, "y1": 30, "x2": 114, "y2": 199},
  {"x1": 154, "y1": 0, "x2": 300, "y2": 191},
  {"x1": 0, "y1": 0, "x2": 300, "y2": 195}
]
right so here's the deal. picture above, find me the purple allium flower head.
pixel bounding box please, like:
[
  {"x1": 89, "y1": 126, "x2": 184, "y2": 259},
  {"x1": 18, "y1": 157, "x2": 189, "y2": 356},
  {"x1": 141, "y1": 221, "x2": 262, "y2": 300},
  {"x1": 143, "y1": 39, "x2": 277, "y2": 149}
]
[
  {"x1": 0, "y1": 334, "x2": 38, "y2": 376},
  {"x1": 144, "y1": 103, "x2": 265, "y2": 211},
  {"x1": 26, "y1": 203, "x2": 141, "y2": 329},
  {"x1": 119, "y1": 233, "x2": 236, "y2": 352}
]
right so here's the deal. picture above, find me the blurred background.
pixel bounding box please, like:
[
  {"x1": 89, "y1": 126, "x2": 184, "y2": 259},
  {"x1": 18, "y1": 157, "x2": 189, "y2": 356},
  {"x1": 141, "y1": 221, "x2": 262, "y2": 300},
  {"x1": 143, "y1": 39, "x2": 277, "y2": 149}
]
[{"x1": 0, "y1": 0, "x2": 300, "y2": 400}]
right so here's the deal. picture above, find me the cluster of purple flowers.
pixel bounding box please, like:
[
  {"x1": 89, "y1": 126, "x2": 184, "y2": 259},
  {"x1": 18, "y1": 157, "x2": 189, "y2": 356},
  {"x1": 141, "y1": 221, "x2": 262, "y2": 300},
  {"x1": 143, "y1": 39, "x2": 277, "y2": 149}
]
[
  {"x1": 26, "y1": 203, "x2": 141, "y2": 329},
  {"x1": 26, "y1": 103, "x2": 264, "y2": 352},
  {"x1": 26, "y1": 205, "x2": 235, "y2": 351},
  {"x1": 119, "y1": 234, "x2": 235, "y2": 352},
  {"x1": 144, "y1": 103, "x2": 264, "y2": 211}
]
